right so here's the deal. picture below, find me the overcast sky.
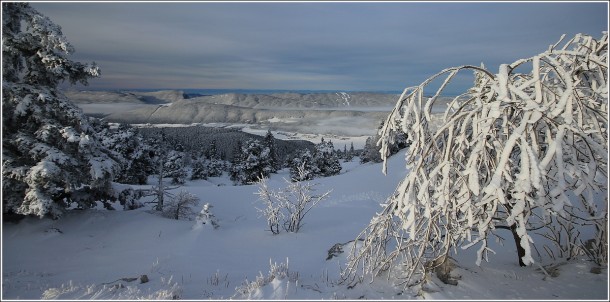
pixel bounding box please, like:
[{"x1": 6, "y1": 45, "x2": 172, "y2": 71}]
[{"x1": 31, "y1": 1, "x2": 608, "y2": 93}]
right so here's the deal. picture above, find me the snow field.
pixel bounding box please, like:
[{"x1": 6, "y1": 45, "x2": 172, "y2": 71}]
[
  {"x1": 2, "y1": 153, "x2": 607, "y2": 299},
  {"x1": 2, "y1": 155, "x2": 406, "y2": 299}
]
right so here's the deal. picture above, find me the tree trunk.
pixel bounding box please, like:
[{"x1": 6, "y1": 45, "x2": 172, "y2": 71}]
[{"x1": 510, "y1": 223, "x2": 527, "y2": 267}]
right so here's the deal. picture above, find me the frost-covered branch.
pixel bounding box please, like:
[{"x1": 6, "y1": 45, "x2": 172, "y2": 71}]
[
  {"x1": 255, "y1": 166, "x2": 331, "y2": 234},
  {"x1": 344, "y1": 32, "x2": 608, "y2": 288}
]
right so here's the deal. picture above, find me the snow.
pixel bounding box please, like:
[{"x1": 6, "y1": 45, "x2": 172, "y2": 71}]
[{"x1": 2, "y1": 154, "x2": 607, "y2": 300}]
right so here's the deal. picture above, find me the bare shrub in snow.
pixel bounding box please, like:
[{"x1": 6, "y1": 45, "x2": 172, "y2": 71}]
[
  {"x1": 343, "y1": 33, "x2": 608, "y2": 287},
  {"x1": 256, "y1": 165, "x2": 332, "y2": 234},
  {"x1": 162, "y1": 190, "x2": 199, "y2": 220}
]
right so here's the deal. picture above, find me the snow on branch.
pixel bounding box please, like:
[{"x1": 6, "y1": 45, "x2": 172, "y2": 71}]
[{"x1": 344, "y1": 32, "x2": 608, "y2": 288}]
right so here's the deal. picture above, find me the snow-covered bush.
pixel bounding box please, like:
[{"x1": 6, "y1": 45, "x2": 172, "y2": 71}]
[
  {"x1": 162, "y1": 190, "x2": 199, "y2": 220},
  {"x1": 2, "y1": 3, "x2": 118, "y2": 218},
  {"x1": 41, "y1": 275, "x2": 182, "y2": 300},
  {"x1": 232, "y1": 258, "x2": 298, "y2": 299},
  {"x1": 343, "y1": 33, "x2": 608, "y2": 287},
  {"x1": 114, "y1": 185, "x2": 145, "y2": 210},
  {"x1": 256, "y1": 168, "x2": 331, "y2": 234},
  {"x1": 192, "y1": 203, "x2": 219, "y2": 229}
]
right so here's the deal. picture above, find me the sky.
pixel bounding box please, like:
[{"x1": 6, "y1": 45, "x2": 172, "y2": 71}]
[{"x1": 29, "y1": 1, "x2": 609, "y2": 93}]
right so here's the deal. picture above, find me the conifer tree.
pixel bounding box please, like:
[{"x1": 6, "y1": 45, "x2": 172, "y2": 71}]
[
  {"x1": 314, "y1": 138, "x2": 341, "y2": 177},
  {"x1": 231, "y1": 139, "x2": 274, "y2": 185},
  {"x1": 2, "y1": 3, "x2": 116, "y2": 218},
  {"x1": 263, "y1": 130, "x2": 280, "y2": 171}
]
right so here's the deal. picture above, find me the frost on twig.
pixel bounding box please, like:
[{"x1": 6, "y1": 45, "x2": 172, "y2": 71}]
[
  {"x1": 255, "y1": 165, "x2": 331, "y2": 234},
  {"x1": 343, "y1": 33, "x2": 608, "y2": 288}
]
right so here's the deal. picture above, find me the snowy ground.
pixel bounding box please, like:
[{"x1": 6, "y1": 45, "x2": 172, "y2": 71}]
[{"x1": 2, "y1": 154, "x2": 608, "y2": 300}]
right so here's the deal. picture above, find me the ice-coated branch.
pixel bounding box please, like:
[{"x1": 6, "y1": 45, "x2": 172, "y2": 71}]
[{"x1": 344, "y1": 32, "x2": 608, "y2": 288}]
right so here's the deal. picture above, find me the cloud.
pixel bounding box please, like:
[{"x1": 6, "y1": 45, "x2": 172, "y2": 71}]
[{"x1": 32, "y1": 2, "x2": 608, "y2": 92}]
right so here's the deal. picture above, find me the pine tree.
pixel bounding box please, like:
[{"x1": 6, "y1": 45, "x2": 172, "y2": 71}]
[
  {"x1": 288, "y1": 149, "x2": 318, "y2": 181},
  {"x1": 263, "y1": 130, "x2": 280, "y2": 171},
  {"x1": 346, "y1": 142, "x2": 355, "y2": 162},
  {"x1": 230, "y1": 139, "x2": 274, "y2": 185},
  {"x1": 2, "y1": 3, "x2": 116, "y2": 218},
  {"x1": 314, "y1": 138, "x2": 341, "y2": 177},
  {"x1": 190, "y1": 156, "x2": 224, "y2": 181},
  {"x1": 360, "y1": 121, "x2": 407, "y2": 164},
  {"x1": 359, "y1": 135, "x2": 382, "y2": 163},
  {"x1": 95, "y1": 122, "x2": 154, "y2": 185},
  {"x1": 164, "y1": 150, "x2": 186, "y2": 185},
  {"x1": 206, "y1": 139, "x2": 218, "y2": 159}
]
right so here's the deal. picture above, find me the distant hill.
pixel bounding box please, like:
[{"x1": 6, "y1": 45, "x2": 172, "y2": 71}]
[{"x1": 66, "y1": 90, "x2": 401, "y2": 136}]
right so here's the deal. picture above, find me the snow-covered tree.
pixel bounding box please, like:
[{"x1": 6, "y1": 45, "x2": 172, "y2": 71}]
[
  {"x1": 164, "y1": 150, "x2": 186, "y2": 185},
  {"x1": 95, "y1": 122, "x2": 154, "y2": 185},
  {"x1": 190, "y1": 158, "x2": 208, "y2": 181},
  {"x1": 314, "y1": 138, "x2": 341, "y2": 177},
  {"x1": 360, "y1": 121, "x2": 407, "y2": 164},
  {"x1": 163, "y1": 189, "x2": 198, "y2": 220},
  {"x1": 343, "y1": 33, "x2": 608, "y2": 287},
  {"x1": 2, "y1": 3, "x2": 117, "y2": 218},
  {"x1": 342, "y1": 144, "x2": 354, "y2": 162},
  {"x1": 190, "y1": 156, "x2": 224, "y2": 180},
  {"x1": 230, "y1": 139, "x2": 274, "y2": 185},
  {"x1": 192, "y1": 203, "x2": 219, "y2": 230},
  {"x1": 288, "y1": 149, "x2": 318, "y2": 181},
  {"x1": 263, "y1": 130, "x2": 280, "y2": 171},
  {"x1": 256, "y1": 167, "x2": 331, "y2": 234},
  {"x1": 359, "y1": 135, "x2": 382, "y2": 163},
  {"x1": 146, "y1": 131, "x2": 179, "y2": 212},
  {"x1": 205, "y1": 139, "x2": 219, "y2": 159}
]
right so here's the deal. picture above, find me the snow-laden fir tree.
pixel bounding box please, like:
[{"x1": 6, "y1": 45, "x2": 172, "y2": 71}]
[
  {"x1": 190, "y1": 156, "x2": 224, "y2": 180},
  {"x1": 263, "y1": 130, "x2": 280, "y2": 171},
  {"x1": 94, "y1": 122, "x2": 155, "y2": 185},
  {"x1": 343, "y1": 33, "x2": 608, "y2": 287},
  {"x1": 314, "y1": 138, "x2": 341, "y2": 177},
  {"x1": 2, "y1": 3, "x2": 118, "y2": 218},
  {"x1": 163, "y1": 150, "x2": 187, "y2": 185},
  {"x1": 288, "y1": 149, "x2": 318, "y2": 181},
  {"x1": 342, "y1": 144, "x2": 355, "y2": 162},
  {"x1": 360, "y1": 120, "x2": 408, "y2": 164},
  {"x1": 230, "y1": 139, "x2": 275, "y2": 185},
  {"x1": 205, "y1": 139, "x2": 219, "y2": 160}
]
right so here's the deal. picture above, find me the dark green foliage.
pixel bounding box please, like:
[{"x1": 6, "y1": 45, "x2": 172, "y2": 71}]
[
  {"x1": 2, "y1": 3, "x2": 116, "y2": 218},
  {"x1": 230, "y1": 139, "x2": 275, "y2": 185}
]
